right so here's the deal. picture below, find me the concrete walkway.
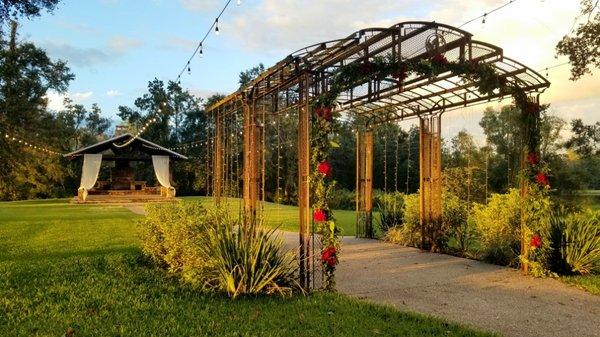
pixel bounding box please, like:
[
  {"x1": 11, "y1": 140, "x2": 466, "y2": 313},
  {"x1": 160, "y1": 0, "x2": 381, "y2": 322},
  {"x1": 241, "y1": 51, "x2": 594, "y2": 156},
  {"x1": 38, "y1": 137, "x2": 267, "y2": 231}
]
[{"x1": 278, "y1": 232, "x2": 600, "y2": 337}]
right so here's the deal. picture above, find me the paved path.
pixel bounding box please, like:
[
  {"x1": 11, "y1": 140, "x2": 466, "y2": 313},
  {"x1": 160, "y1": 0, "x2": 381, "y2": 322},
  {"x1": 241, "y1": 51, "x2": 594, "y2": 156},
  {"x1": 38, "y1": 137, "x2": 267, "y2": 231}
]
[
  {"x1": 129, "y1": 207, "x2": 599, "y2": 337},
  {"x1": 277, "y1": 232, "x2": 600, "y2": 337}
]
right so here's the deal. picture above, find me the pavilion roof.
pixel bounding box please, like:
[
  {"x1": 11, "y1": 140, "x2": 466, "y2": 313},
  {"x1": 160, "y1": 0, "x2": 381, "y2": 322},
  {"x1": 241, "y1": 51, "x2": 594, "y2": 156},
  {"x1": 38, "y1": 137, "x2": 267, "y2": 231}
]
[{"x1": 64, "y1": 133, "x2": 188, "y2": 161}]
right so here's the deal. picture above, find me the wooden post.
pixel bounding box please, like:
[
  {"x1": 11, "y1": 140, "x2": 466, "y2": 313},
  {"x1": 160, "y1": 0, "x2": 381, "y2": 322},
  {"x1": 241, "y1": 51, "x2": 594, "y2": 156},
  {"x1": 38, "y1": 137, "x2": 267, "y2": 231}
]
[
  {"x1": 213, "y1": 110, "x2": 223, "y2": 204},
  {"x1": 298, "y1": 74, "x2": 311, "y2": 290},
  {"x1": 419, "y1": 115, "x2": 442, "y2": 250},
  {"x1": 355, "y1": 129, "x2": 374, "y2": 238},
  {"x1": 243, "y1": 99, "x2": 259, "y2": 227},
  {"x1": 355, "y1": 130, "x2": 362, "y2": 236}
]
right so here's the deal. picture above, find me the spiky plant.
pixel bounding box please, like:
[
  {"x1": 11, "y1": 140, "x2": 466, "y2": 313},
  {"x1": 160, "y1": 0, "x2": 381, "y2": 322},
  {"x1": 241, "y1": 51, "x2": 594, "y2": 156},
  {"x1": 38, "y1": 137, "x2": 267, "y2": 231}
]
[{"x1": 202, "y1": 216, "x2": 299, "y2": 298}]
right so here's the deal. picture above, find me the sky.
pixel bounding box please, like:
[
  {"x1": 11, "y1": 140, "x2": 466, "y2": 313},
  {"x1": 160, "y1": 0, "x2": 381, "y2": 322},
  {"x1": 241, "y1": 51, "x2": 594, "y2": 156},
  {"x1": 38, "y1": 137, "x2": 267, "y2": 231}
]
[{"x1": 16, "y1": 0, "x2": 600, "y2": 140}]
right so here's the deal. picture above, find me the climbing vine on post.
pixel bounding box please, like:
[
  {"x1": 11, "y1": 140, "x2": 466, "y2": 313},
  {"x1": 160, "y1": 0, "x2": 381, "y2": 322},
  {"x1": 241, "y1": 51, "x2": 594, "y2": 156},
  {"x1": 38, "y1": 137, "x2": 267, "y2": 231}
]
[
  {"x1": 311, "y1": 52, "x2": 547, "y2": 278},
  {"x1": 311, "y1": 104, "x2": 339, "y2": 291}
]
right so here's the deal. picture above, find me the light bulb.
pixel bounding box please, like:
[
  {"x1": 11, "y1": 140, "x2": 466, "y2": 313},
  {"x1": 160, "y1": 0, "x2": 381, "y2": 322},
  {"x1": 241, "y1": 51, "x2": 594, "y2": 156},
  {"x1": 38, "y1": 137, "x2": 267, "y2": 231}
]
[
  {"x1": 199, "y1": 43, "x2": 203, "y2": 57},
  {"x1": 215, "y1": 18, "x2": 219, "y2": 35},
  {"x1": 236, "y1": 0, "x2": 241, "y2": 5}
]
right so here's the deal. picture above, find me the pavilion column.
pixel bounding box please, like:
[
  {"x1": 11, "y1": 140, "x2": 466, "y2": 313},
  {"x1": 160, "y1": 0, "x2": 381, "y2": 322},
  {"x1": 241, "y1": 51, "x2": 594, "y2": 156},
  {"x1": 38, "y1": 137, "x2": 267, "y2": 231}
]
[
  {"x1": 213, "y1": 110, "x2": 223, "y2": 204},
  {"x1": 243, "y1": 98, "x2": 259, "y2": 227},
  {"x1": 355, "y1": 129, "x2": 374, "y2": 238},
  {"x1": 419, "y1": 114, "x2": 442, "y2": 250},
  {"x1": 298, "y1": 74, "x2": 311, "y2": 290}
]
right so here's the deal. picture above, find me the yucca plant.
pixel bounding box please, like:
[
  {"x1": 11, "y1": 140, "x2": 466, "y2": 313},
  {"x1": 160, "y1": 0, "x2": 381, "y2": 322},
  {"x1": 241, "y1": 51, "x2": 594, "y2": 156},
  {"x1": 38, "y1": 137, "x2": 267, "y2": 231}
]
[
  {"x1": 202, "y1": 216, "x2": 299, "y2": 298},
  {"x1": 563, "y1": 212, "x2": 600, "y2": 275}
]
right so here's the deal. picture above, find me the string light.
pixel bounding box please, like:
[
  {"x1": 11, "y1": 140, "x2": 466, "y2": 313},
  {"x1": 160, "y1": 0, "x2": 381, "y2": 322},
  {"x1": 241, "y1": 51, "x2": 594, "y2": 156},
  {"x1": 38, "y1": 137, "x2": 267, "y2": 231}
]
[
  {"x1": 174, "y1": 0, "x2": 237, "y2": 83},
  {"x1": 2, "y1": 130, "x2": 62, "y2": 155},
  {"x1": 237, "y1": 0, "x2": 241, "y2": 5}
]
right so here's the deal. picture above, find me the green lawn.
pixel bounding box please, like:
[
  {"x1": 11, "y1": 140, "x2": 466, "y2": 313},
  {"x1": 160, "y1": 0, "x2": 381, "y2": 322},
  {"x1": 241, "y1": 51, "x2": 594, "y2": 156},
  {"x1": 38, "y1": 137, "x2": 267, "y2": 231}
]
[
  {"x1": 181, "y1": 196, "x2": 362, "y2": 236},
  {"x1": 562, "y1": 275, "x2": 600, "y2": 295},
  {"x1": 0, "y1": 198, "x2": 495, "y2": 337}
]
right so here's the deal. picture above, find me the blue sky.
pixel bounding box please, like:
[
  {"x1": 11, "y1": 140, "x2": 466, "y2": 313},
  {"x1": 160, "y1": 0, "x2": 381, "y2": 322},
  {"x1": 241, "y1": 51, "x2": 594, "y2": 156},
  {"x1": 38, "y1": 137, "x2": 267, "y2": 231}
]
[
  {"x1": 20, "y1": 0, "x2": 271, "y2": 120},
  {"x1": 17, "y1": 0, "x2": 599, "y2": 137}
]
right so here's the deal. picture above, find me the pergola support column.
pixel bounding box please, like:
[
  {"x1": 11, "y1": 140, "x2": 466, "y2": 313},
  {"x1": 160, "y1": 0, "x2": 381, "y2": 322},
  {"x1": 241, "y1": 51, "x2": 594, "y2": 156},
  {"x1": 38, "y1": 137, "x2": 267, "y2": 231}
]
[
  {"x1": 243, "y1": 99, "x2": 259, "y2": 227},
  {"x1": 213, "y1": 110, "x2": 223, "y2": 204},
  {"x1": 419, "y1": 114, "x2": 442, "y2": 250},
  {"x1": 356, "y1": 129, "x2": 374, "y2": 238},
  {"x1": 298, "y1": 74, "x2": 311, "y2": 290}
]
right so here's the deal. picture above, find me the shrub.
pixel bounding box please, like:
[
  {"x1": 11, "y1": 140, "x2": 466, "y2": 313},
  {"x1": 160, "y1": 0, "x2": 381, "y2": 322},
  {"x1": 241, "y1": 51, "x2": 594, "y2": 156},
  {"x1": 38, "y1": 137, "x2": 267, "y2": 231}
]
[
  {"x1": 202, "y1": 221, "x2": 298, "y2": 298},
  {"x1": 384, "y1": 193, "x2": 420, "y2": 247},
  {"x1": 547, "y1": 210, "x2": 600, "y2": 275},
  {"x1": 564, "y1": 211, "x2": 600, "y2": 274},
  {"x1": 471, "y1": 189, "x2": 522, "y2": 266},
  {"x1": 137, "y1": 202, "x2": 299, "y2": 297},
  {"x1": 443, "y1": 192, "x2": 472, "y2": 254},
  {"x1": 328, "y1": 188, "x2": 355, "y2": 210},
  {"x1": 376, "y1": 192, "x2": 405, "y2": 233},
  {"x1": 137, "y1": 201, "x2": 212, "y2": 279}
]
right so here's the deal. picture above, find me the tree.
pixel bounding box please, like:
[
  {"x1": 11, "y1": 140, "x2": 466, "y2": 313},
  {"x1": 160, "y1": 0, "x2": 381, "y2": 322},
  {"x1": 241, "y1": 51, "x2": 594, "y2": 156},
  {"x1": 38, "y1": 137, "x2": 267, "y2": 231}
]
[
  {"x1": 238, "y1": 63, "x2": 265, "y2": 87},
  {"x1": 0, "y1": 0, "x2": 60, "y2": 27},
  {"x1": 564, "y1": 119, "x2": 600, "y2": 156},
  {"x1": 556, "y1": 0, "x2": 600, "y2": 80},
  {"x1": 0, "y1": 21, "x2": 74, "y2": 200}
]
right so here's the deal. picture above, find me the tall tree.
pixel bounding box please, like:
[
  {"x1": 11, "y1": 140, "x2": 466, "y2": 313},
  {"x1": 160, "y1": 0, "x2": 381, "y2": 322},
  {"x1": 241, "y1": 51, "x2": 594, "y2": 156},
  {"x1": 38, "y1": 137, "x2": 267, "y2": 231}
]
[
  {"x1": 0, "y1": 0, "x2": 60, "y2": 28},
  {"x1": 564, "y1": 119, "x2": 600, "y2": 156},
  {"x1": 238, "y1": 63, "x2": 265, "y2": 87},
  {"x1": 0, "y1": 21, "x2": 74, "y2": 199},
  {"x1": 556, "y1": 0, "x2": 600, "y2": 80}
]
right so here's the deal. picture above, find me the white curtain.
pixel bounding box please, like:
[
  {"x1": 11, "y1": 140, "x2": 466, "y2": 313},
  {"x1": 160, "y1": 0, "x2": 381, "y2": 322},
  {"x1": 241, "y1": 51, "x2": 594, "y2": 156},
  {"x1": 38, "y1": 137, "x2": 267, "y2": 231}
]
[
  {"x1": 78, "y1": 154, "x2": 102, "y2": 200},
  {"x1": 152, "y1": 155, "x2": 176, "y2": 197}
]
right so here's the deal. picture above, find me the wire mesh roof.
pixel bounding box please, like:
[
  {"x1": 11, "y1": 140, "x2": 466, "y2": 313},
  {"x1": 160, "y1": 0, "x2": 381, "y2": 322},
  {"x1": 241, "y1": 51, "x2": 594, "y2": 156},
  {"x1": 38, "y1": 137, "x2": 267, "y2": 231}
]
[{"x1": 207, "y1": 21, "x2": 550, "y2": 123}]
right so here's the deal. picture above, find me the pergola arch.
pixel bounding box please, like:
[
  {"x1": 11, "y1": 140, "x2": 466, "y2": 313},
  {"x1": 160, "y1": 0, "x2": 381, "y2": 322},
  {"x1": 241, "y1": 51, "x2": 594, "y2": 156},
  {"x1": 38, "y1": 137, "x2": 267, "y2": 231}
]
[{"x1": 206, "y1": 21, "x2": 550, "y2": 289}]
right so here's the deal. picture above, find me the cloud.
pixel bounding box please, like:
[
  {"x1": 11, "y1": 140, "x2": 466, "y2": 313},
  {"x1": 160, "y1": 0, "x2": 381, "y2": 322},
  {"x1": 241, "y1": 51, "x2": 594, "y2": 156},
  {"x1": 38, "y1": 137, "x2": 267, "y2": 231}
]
[
  {"x1": 40, "y1": 42, "x2": 111, "y2": 67},
  {"x1": 162, "y1": 37, "x2": 197, "y2": 52},
  {"x1": 45, "y1": 90, "x2": 94, "y2": 111},
  {"x1": 179, "y1": 0, "x2": 220, "y2": 12},
  {"x1": 39, "y1": 36, "x2": 144, "y2": 68},
  {"x1": 108, "y1": 37, "x2": 144, "y2": 54},
  {"x1": 73, "y1": 91, "x2": 93, "y2": 100},
  {"x1": 189, "y1": 88, "x2": 221, "y2": 101},
  {"x1": 106, "y1": 90, "x2": 122, "y2": 97},
  {"x1": 227, "y1": 0, "x2": 417, "y2": 54}
]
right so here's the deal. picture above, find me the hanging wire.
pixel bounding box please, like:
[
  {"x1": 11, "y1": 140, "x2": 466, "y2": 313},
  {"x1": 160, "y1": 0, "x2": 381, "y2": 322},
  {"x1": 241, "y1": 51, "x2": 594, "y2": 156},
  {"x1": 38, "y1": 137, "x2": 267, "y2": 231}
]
[
  {"x1": 394, "y1": 125, "x2": 400, "y2": 192},
  {"x1": 383, "y1": 133, "x2": 388, "y2": 193},
  {"x1": 175, "y1": 0, "x2": 235, "y2": 83},
  {"x1": 458, "y1": 0, "x2": 517, "y2": 28}
]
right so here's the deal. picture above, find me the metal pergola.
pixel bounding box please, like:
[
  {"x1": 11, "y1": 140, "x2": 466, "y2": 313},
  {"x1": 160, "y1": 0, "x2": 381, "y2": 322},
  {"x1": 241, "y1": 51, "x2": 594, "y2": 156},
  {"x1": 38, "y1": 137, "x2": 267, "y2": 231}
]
[{"x1": 206, "y1": 21, "x2": 550, "y2": 289}]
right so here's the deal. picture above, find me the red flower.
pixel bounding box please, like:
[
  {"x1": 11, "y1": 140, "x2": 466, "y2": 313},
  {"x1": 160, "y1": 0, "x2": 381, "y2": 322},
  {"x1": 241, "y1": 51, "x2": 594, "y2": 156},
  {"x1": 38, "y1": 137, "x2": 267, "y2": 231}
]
[
  {"x1": 359, "y1": 62, "x2": 373, "y2": 75},
  {"x1": 431, "y1": 53, "x2": 448, "y2": 65},
  {"x1": 527, "y1": 152, "x2": 539, "y2": 166},
  {"x1": 392, "y1": 65, "x2": 408, "y2": 81},
  {"x1": 317, "y1": 106, "x2": 333, "y2": 121},
  {"x1": 530, "y1": 234, "x2": 542, "y2": 250},
  {"x1": 525, "y1": 102, "x2": 540, "y2": 114},
  {"x1": 318, "y1": 161, "x2": 332, "y2": 177},
  {"x1": 535, "y1": 172, "x2": 550, "y2": 188},
  {"x1": 321, "y1": 246, "x2": 338, "y2": 268},
  {"x1": 313, "y1": 209, "x2": 327, "y2": 222}
]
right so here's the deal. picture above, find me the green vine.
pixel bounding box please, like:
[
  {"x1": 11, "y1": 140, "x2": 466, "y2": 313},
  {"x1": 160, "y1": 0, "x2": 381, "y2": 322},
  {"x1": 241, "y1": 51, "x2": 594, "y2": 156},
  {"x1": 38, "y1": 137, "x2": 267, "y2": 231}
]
[{"x1": 310, "y1": 53, "x2": 548, "y2": 282}]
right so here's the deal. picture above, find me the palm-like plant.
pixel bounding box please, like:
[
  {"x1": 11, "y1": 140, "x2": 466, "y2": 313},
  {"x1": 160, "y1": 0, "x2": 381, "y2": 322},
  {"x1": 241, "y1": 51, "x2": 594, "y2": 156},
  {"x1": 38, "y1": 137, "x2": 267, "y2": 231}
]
[{"x1": 202, "y1": 217, "x2": 299, "y2": 298}]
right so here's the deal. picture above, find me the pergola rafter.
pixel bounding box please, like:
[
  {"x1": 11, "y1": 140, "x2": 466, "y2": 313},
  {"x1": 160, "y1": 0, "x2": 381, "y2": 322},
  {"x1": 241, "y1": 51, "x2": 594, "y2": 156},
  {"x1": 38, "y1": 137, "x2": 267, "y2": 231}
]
[{"x1": 206, "y1": 21, "x2": 550, "y2": 289}]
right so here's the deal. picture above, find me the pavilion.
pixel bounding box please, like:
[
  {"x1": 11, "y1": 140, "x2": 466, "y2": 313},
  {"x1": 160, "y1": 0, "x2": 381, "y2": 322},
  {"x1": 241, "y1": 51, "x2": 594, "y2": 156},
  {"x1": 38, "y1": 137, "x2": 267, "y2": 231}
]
[{"x1": 64, "y1": 133, "x2": 187, "y2": 203}]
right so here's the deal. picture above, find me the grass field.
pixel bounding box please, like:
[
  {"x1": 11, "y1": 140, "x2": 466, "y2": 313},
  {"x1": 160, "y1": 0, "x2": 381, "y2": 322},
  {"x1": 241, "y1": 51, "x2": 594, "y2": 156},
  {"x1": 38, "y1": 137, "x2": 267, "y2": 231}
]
[
  {"x1": 181, "y1": 196, "x2": 366, "y2": 236},
  {"x1": 0, "y1": 199, "x2": 494, "y2": 337}
]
